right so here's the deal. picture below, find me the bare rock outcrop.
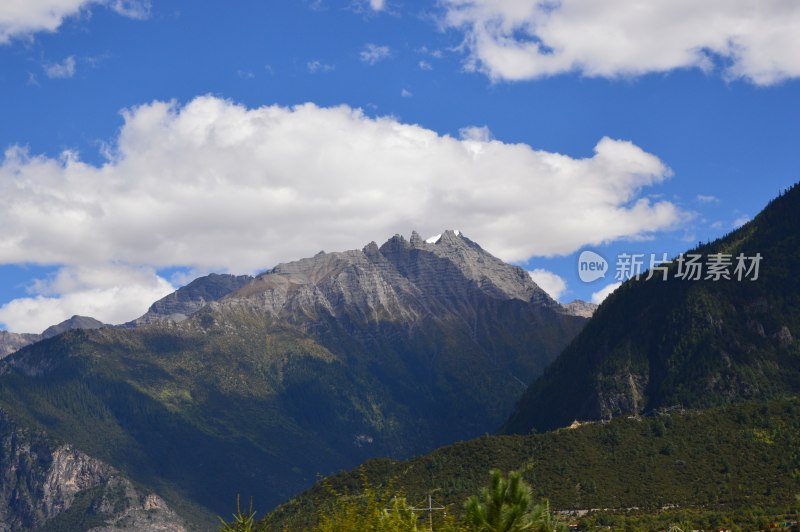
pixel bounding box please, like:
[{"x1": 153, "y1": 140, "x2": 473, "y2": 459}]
[
  {"x1": 124, "y1": 273, "x2": 253, "y2": 327},
  {"x1": 0, "y1": 331, "x2": 40, "y2": 359},
  {"x1": 0, "y1": 410, "x2": 186, "y2": 531},
  {"x1": 220, "y1": 230, "x2": 559, "y2": 327},
  {"x1": 560, "y1": 300, "x2": 598, "y2": 318}
]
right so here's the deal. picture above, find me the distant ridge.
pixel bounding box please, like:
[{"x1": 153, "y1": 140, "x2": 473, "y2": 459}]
[
  {"x1": 122, "y1": 272, "x2": 253, "y2": 327},
  {"x1": 559, "y1": 300, "x2": 598, "y2": 318},
  {"x1": 42, "y1": 315, "x2": 105, "y2": 339},
  {"x1": 1, "y1": 315, "x2": 106, "y2": 359}
]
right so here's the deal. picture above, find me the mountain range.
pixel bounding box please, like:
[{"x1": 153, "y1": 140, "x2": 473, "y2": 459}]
[
  {"x1": 0, "y1": 230, "x2": 587, "y2": 529},
  {"x1": 0, "y1": 275, "x2": 256, "y2": 361},
  {"x1": 4, "y1": 180, "x2": 798, "y2": 530},
  {"x1": 266, "y1": 184, "x2": 800, "y2": 529}
]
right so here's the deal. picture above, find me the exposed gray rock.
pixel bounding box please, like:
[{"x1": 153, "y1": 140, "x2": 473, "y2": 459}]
[
  {"x1": 384, "y1": 230, "x2": 555, "y2": 305},
  {"x1": 560, "y1": 300, "x2": 598, "y2": 318},
  {"x1": 86, "y1": 478, "x2": 185, "y2": 532},
  {"x1": 223, "y1": 230, "x2": 558, "y2": 325},
  {"x1": 191, "y1": 229, "x2": 587, "y2": 469},
  {"x1": 124, "y1": 273, "x2": 253, "y2": 327},
  {"x1": 40, "y1": 444, "x2": 114, "y2": 519},
  {"x1": 0, "y1": 410, "x2": 186, "y2": 531},
  {"x1": 596, "y1": 372, "x2": 648, "y2": 420},
  {"x1": 0, "y1": 331, "x2": 40, "y2": 359}
]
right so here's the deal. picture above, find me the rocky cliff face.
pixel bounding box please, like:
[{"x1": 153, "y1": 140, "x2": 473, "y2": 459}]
[
  {"x1": 124, "y1": 273, "x2": 253, "y2": 327},
  {"x1": 224, "y1": 229, "x2": 557, "y2": 324},
  {"x1": 197, "y1": 229, "x2": 585, "y2": 451},
  {"x1": 0, "y1": 410, "x2": 185, "y2": 531},
  {"x1": 0, "y1": 332, "x2": 40, "y2": 359},
  {"x1": 559, "y1": 300, "x2": 598, "y2": 318}
]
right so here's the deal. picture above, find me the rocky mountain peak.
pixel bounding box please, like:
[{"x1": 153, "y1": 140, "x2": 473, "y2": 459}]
[
  {"x1": 125, "y1": 273, "x2": 253, "y2": 327},
  {"x1": 2, "y1": 316, "x2": 106, "y2": 359},
  {"x1": 220, "y1": 230, "x2": 557, "y2": 326},
  {"x1": 362, "y1": 240, "x2": 381, "y2": 257},
  {"x1": 42, "y1": 315, "x2": 105, "y2": 339},
  {"x1": 379, "y1": 229, "x2": 554, "y2": 305},
  {"x1": 560, "y1": 300, "x2": 598, "y2": 318},
  {"x1": 0, "y1": 229, "x2": 591, "y2": 527},
  {"x1": 435, "y1": 228, "x2": 462, "y2": 246}
]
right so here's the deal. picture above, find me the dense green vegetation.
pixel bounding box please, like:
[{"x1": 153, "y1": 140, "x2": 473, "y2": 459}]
[
  {"x1": 573, "y1": 505, "x2": 799, "y2": 531},
  {"x1": 265, "y1": 397, "x2": 800, "y2": 530},
  {"x1": 463, "y1": 470, "x2": 565, "y2": 532},
  {"x1": 507, "y1": 183, "x2": 800, "y2": 433},
  {"x1": 223, "y1": 469, "x2": 565, "y2": 531},
  {"x1": 0, "y1": 322, "x2": 379, "y2": 524}
]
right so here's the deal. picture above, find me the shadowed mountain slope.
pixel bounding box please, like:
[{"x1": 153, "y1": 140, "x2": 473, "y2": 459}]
[{"x1": 506, "y1": 184, "x2": 800, "y2": 434}]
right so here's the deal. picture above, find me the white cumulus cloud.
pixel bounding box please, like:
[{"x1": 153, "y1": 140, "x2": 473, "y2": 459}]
[
  {"x1": 0, "y1": 0, "x2": 149, "y2": 44},
  {"x1": 528, "y1": 269, "x2": 566, "y2": 301},
  {"x1": 0, "y1": 265, "x2": 173, "y2": 333},
  {"x1": 441, "y1": 0, "x2": 800, "y2": 85},
  {"x1": 0, "y1": 96, "x2": 683, "y2": 268},
  {"x1": 591, "y1": 281, "x2": 622, "y2": 304},
  {"x1": 0, "y1": 96, "x2": 686, "y2": 330}
]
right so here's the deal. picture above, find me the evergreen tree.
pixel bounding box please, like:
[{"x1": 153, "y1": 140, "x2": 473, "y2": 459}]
[{"x1": 464, "y1": 470, "x2": 565, "y2": 532}]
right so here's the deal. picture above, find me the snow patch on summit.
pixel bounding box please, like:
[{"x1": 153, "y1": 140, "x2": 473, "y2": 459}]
[{"x1": 426, "y1": 230, "x2": 461, "y2": 244}]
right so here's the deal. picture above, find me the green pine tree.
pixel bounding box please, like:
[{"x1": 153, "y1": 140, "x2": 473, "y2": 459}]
[
  {"x1": 464, "y1": 470, "x2": 565, "y2": 532},
  {"x1": 219, "y1": 496, "x2": 267, "y2": 532}
]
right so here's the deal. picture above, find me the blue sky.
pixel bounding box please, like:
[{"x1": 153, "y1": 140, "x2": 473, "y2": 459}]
[{"x1": 0, "y1": 0, "x2": 799, "y2": 332}]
